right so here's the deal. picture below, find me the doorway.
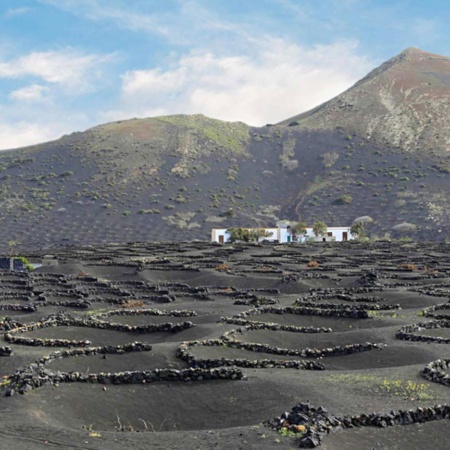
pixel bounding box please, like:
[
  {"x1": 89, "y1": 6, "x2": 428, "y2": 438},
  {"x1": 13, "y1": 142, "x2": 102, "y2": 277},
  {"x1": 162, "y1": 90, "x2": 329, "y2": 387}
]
[
  {"x1": 343, "y1": 232, "x2": 348, "y2": 241},
  {"x1": 218, "y1": 235, "x2": 224, "y2": 244}
]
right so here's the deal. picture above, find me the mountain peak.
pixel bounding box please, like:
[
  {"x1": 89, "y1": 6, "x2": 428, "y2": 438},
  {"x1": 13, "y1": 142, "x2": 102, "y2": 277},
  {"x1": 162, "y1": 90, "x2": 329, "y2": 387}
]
[
  {"x1": 279, "y1": 47, "x2": 450, "y2": 153},
  {"x1": 397, "y1": 46, "x2": 449, "y2": 58},
  {"x1": 399, "y1": 46, "x2": 426, "y2": 56}
]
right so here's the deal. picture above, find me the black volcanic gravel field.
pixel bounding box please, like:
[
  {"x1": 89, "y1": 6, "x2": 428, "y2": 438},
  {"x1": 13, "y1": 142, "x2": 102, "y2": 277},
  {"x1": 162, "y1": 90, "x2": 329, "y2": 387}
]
[{"x1": 0, "y1": 241, "x2": 449, "y2": 449}]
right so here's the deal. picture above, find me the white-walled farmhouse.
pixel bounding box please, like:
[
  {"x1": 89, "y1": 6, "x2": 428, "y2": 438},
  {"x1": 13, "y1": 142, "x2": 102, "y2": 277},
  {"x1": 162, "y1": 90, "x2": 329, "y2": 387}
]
[{"x1": 211, "y1": 223, "x2": 354, "y2": 243}]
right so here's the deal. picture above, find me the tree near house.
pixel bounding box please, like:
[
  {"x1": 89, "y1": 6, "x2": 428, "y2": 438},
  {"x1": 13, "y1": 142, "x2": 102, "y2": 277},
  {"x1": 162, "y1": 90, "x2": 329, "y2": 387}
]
[
  {"x1": 226, "y1": 227, "x2": 245, "y2": 242},
  {"x1": 227, "y1": 227, "x2": 273, "y2": 243},
  {"x1": 249, "y1": 228, "x2": 273, "y2": 242},
  {"x1": 312, "y1": 221, "x2": 327, "y2": 237},
  {"x1": 290, "y1": 222, "x2": 307, "y2": 242},
  {"x1": 350, "y1": 222, "x2": 366, "y2": 239}
]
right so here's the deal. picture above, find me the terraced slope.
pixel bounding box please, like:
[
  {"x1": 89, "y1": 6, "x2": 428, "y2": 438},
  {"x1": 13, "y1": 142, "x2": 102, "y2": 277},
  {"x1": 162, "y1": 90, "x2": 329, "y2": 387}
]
[{"x1": 0, "y1": 241, "x2": 449, "y2": 449}]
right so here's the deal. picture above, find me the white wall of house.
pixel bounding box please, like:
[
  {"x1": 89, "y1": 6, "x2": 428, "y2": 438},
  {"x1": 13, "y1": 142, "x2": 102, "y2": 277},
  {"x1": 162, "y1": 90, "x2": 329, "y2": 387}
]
[
  {"x1": 264, "y1": 228, "x2": 279, "y2": 242},
  {"x1": 303, "y1": 227, "x2": 353, "y2": 242},
  {"x1": 279, "y1": 226, "x2": 290, "y2": 243},
  {"x1": 212, "y1": 225, "x2": 354, "y2": 243},
  {"x1": 211, "y1": 227, "x2": 279, "y2": 243},
  {"x1": 211, "y1": 228, "x2": 230, "y2": 243},
  {"x1": 277, "y1": 225, "x2": 354, "y2": 243}
]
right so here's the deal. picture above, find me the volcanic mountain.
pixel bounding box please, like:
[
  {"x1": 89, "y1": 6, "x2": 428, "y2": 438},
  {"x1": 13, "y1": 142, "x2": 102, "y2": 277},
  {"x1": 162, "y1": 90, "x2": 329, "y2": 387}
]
[
  {"x1": 281, "y1": 47, "x2": 450, "y2": 153},
  {"x1": 2, "y1": 47, "x2": 450, "y2": 250}
]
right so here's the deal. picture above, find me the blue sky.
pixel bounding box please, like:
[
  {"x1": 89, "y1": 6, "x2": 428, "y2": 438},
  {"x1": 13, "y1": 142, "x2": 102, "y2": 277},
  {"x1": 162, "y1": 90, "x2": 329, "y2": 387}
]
[{"x1": 0, "y1": 0, "x2": 449, "y2": 149}]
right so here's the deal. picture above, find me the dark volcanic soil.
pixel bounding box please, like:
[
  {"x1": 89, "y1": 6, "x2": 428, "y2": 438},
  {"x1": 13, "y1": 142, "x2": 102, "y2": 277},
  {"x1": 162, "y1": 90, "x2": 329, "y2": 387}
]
[{"x1": 0, "y1": 241, "x2": 449, "y2": 449}]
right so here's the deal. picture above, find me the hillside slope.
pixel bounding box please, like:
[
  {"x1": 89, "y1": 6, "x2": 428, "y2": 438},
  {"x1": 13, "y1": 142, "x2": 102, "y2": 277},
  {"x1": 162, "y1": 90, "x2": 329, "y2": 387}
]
[
  {"x1": 2, "y1": 48, "x2": 450, "y2": 249},
  {"x1": 280, "y1": 48, "x2": 450, "y2": 153}
]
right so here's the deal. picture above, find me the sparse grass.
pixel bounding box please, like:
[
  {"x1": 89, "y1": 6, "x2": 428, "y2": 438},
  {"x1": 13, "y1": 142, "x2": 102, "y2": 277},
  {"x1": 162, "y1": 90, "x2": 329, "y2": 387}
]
[
  {"x1": 279, "y1": 426, "x2": 305, "y2": 437},
  {"x1": 306, "y1": 260, "x2": 320, "y2": 268},
  {"x1": 322, "y1": 151, "x2": 339, "y2": 168},
  {"x1": 89, "y1": 432, "x2": 102, "y2": 437},
  {"x1": 379, "y1": 379, "x2": 432, "y2": 400},
  {"x1": 0, "y1": 378, "x2": 11, "y2": 388},
  {"x1": 397, "y1": 263, "x2": 418, "y2": 270},
  {"x1": 335, "y1": 194, "x2": 352, "y2": 204},
  {"x1": 139, "y1": 209, "x2": 161, "y2": 214},
  {"x1": 157, "y1": 114, "x2": 250, "y2": 155},
  {"x1": 326, "y1": 373, "x2": 433, "y2": 400},
  {"x1": 367, "y1": 310, "x2": 398, "y2": 319},
  {"x1": 121, "y1": 300, "x2": 146, "y2": 308}
]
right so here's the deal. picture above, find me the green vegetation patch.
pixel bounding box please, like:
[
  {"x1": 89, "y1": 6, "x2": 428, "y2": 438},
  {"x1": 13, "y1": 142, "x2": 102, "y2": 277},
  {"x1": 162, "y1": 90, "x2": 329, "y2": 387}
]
[
  {"x1": 326, "y1": 373, "x2": 433, "y2": 400},
  {"x1": 156, "y1": 114, "x2": 250, "y2": 155}
]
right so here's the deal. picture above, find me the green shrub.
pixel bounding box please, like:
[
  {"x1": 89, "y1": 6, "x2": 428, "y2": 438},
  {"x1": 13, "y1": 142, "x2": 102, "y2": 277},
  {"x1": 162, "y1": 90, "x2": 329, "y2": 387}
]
[{"x1": 335, "y1": 194, "x2": 352, "y2": 204}]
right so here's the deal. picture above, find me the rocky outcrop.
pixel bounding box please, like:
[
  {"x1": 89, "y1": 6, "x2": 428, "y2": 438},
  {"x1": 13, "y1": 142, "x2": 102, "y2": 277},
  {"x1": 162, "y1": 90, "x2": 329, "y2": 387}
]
[
  {"x1": 422, "y1": 359, "x2": 450, "y2": 386},
  {"x1": 0, "y1": 346, "x2": 12, "y2": 356},
  {"x1": 267, "y1": 401, "x2": 450, "y2": 448}
]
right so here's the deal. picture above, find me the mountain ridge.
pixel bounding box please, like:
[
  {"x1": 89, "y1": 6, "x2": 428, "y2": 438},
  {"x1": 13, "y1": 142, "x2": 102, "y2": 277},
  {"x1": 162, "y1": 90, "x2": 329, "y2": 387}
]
[
  {"x1": 279, "y1": 47, "x2": 450, "y2": 154},
  {"x1": 2, "y1": 47, "x2": 450, "y2": 249}
]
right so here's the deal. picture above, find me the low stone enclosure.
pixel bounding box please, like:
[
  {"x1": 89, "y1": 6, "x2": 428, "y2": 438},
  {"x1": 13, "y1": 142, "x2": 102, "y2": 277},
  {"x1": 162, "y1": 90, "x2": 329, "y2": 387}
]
[
  {"x1": 1, "y1": 241, "x2": 450, "y2": 447},
  {"x1": 220, "y1": 328, "x2": 386, "y2": 359},
  {"x1": 396, "y1": 319, "x2": 450, "y2": 344},
  {"x1": 176, "y1": 338, "x2": 326, "y2": 370},
  {"x1": 222, "y1": 305, "x2": 374, "y2": 320},
  {"x1": 4, "y1": 312, "x2": 196, "y2": 347},
  {"x1": 266, "y1": 402, "x2": 450, "y2": 448},
  {"x1": 423, "y1": 301, "x2": 450, "y2": 319},
  {"x1": 3, "y1": 337, "x2": 244, "y2": 396},
  {"x1": 422, "y1": 359, "x2": 450, "y2": 387},
  {"x1": 5, "y1": 342, "x2": 244, "y2": 397}
]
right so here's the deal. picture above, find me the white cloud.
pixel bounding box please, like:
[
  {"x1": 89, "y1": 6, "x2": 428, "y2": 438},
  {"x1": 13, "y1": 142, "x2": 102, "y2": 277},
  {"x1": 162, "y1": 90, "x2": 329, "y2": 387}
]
[
  {"x1": 108, "y1": 39, "x2": 374, "y2": 126},
  {"x1": 0, "y1": 47, "x2": 114, "y2": 150},
  {"x1": 0, "y1": 122, "x2": 67, "y2": 150},
  {"x1": 40, "y1": 0, "x2": 252, "y2": 47},
  {"x1": 3, "y1": 7, "x2": 33, "y2": 18},
  {"x1": 9, "y1": 84, "x2": 49, "y2": 102},
  {"x1": 0, "y1": 105, "x2": 94, "y2": 150},
  {"x1": 0, "y1": 49, "x2": 113, "y2": 92},
  {"x1": 40, "y1": 0, "x2": 171, "y2": 36}
]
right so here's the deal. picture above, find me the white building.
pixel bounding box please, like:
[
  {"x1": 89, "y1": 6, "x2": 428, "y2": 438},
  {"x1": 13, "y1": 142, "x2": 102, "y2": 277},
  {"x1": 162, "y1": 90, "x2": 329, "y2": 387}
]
[
  {"x1": 211, "y1": 223, "x2": 354, "y2": 243},
  {"x1": 211, "y1": 227, "x2": 279, "y2": 244},
  {"x1": 303, "y1": 226, "x2": 352, "y2": 242}
]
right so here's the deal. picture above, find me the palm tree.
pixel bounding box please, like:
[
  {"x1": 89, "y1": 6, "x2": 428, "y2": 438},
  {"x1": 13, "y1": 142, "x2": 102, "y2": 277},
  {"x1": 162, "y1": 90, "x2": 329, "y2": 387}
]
[{"x1": 312, "y1": 221, "x2": 327, "y2": 237}]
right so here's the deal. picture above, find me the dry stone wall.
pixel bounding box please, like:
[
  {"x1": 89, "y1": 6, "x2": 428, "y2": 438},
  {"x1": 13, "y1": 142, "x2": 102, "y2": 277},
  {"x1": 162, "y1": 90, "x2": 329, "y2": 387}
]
[
  {"x1": 267, "y1": 401, "x2": 450, "y2": 448},
  {"x1": 396, "y1": 319, "x2": 450, "y2": 344},
  {"x1": 422, "y1": 359, "x2": 450, "y2": 386}
]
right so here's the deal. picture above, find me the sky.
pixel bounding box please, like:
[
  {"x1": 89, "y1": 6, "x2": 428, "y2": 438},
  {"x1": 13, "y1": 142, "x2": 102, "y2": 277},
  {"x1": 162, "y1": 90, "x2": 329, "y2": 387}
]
[{"x1": 0, "y1": 0, "x2": 449, "y2": 150}]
